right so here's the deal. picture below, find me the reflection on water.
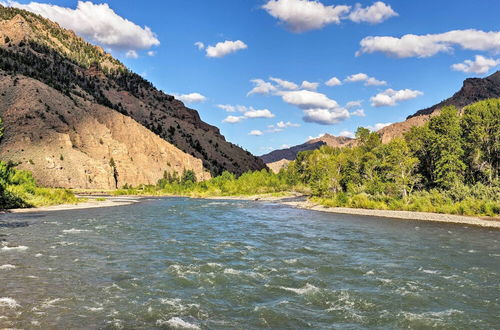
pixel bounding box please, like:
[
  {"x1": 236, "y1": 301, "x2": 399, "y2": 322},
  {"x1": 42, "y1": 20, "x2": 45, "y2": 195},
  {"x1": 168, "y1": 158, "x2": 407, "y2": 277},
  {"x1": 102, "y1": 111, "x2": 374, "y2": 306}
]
[{"x1": 0, "y1": 198, "x2": 499, "y2": 329}]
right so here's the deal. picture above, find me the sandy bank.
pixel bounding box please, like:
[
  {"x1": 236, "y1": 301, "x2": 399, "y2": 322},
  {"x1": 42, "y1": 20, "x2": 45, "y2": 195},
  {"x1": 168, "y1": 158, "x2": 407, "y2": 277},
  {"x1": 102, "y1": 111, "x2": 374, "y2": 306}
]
[
  {"x1": 280, "y1": 199, "x2": 500, "y2": 229},
  {"x1": 6, "y1": 196, "x2": 141, "y2": 213}
]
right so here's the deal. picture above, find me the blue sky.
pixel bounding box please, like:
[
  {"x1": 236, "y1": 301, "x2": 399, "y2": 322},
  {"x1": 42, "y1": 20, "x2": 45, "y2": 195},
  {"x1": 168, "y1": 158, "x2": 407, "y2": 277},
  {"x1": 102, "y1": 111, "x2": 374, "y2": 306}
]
[{"x1": 3, "y1": 0, "x2": 500, "y2": 155}]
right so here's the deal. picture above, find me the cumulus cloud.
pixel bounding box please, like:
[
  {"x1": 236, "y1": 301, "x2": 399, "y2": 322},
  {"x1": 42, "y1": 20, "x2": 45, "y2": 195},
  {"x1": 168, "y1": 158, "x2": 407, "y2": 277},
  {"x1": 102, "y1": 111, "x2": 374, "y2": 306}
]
[
  {"x1": 308, "y1": 133, "x2": 326, "y2": 141},
  {"x1": 277, "y1": 87, "x2": 351, "y2": 125},
  {"x1": 348, "y1": 1, "x2": 398, "y2": 24},
  {"x1": 2, "y1": 1, "x2": 160, "y2": 51},
  {"x1": 262, "y1": 0, "x2": 350, "y2": 33},
  {"x1": 223, "y1": 115, "x2": 245, "y2": 124},
  {"x1": 370, "y1": 89, "x2": 423, "y2": 107},
  {"x1": 325, "y1": 77, "x2": 342, "y2": 86},
  {"x1": 194, "y1": 41, "x2": 205, "y2": 50},
  {"x1": 451, "y1": 55, "x2": 500, "y2": 74},
  {"x1": 270, "y1": 77, "x2": 299, "y2": 90},
  {"x1": 338, "y1": 130, "x2": 355, "y2": 138},
  {"x1": 301, "y1": 80, "x2": 319, "y2": 90},
  {"x1": 147, "y1": 50, "x2": 156, "y2": 56},
  {"x1": 249, "y1": 130, "x2": 264, "y2": 136},
  {"x1": 366, "y1": 122, "x2": 393, "y2": 131},
  {"x1": 244, "y1": 108, "x2": 275, "y2": 118},
  {"x1": 279, "y1": 90, "x2": 339, "y2": 109},
  {"x1": 125, "y1": 50, "x2": 138, "y2": 59},
  {"x1": 357, "y1": 29, "x2": 500, "y2": 58},
  {"x1": 221, "y1": 106, "x2": 275, "y2": 123},
  {"x1": 247, "y1": 79, "x2": 278, "y2": 96},
  {"x1": 345, "y1": 73, "x2": 387, "y2": 86},
  {"x1": 205, "y1": 40, "x2": 248, "y2": 58},
  {"x1": 303, "y1": 108, "x2": 350, "y2": 125},
  {"x1": 262, "y1": 0, "x2": 397, "y2": 33},
  {"x1": 173, "y1": 92, "x2": 207, "y2": 104}
]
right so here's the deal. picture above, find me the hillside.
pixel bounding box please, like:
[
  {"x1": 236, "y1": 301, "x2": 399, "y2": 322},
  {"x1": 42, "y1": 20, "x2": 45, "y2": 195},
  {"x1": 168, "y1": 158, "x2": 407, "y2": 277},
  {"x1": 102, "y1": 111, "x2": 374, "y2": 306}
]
[{"x1": 0, "y1": 6, "x2": 266, "y2": 184}]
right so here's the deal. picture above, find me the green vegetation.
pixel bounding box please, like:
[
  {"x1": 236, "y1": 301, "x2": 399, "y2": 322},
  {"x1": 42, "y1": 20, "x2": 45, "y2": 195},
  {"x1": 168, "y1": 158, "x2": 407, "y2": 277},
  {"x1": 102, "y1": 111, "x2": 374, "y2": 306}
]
[
  {"x1": 0, "y1": 118, "x2": 79, "y2": 209},
  {"x1": 115, "y1": 100, "x2": 500, "y2": 217}
]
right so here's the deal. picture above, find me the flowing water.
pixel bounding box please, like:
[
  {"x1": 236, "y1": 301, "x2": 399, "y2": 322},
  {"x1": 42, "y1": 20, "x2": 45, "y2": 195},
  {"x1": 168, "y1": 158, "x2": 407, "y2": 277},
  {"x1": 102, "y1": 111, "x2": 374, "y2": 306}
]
[{"x1": 0, "y1": 198, "x2": 499, "y2": 329}]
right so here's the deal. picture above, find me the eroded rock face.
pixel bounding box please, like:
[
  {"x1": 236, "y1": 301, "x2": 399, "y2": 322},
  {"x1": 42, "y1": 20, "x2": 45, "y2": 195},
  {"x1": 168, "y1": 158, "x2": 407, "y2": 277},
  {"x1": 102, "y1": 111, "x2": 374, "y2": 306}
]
[{"x1": 0, "y1": 74, "x2": 210, "y2": 189}]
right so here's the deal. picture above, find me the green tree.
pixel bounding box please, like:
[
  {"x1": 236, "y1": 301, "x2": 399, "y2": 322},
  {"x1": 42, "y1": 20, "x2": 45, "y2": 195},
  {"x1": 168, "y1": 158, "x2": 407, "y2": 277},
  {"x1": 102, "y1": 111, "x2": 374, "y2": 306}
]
[
  {"x1": 428, "y1": 106, "x2": 466, "y2": 189},
  {"x1": 383, "y1": 138, "x2": 420, "y2": 198},
  {"x1": 461, "y1": 99, "x2": 500, "y2": 185}
]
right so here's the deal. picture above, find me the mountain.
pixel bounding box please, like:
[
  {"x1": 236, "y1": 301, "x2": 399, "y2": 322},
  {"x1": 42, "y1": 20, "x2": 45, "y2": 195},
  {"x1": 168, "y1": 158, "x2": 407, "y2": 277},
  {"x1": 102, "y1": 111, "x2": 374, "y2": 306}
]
[
  {"x1": 378, "y1": 70, "x2": 500, "y2": 142},
  {"x1": 0, "y1": 6, "x2": 266, "y2": 188},
  {"x1": 262, "y1": 71, "x2": 500, "y2": 171},
  {"x1": 260, "y1": 134, "x2": 353, "y2": 172}
]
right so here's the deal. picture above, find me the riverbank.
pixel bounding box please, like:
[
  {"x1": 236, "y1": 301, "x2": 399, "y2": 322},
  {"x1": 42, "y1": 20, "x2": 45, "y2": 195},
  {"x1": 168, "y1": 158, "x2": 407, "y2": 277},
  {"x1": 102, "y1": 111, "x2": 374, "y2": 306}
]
[
  {"x1": 5, "y1": 196, "x2": 141, "y2": 213},
  {"x1": 3, "y1": 191, "x2": 499, "y2": 229}
]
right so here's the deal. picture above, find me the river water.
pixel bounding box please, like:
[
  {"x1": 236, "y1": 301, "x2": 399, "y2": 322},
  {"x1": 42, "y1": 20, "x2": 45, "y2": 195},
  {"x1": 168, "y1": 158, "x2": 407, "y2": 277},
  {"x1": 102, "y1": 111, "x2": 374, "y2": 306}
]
[{"x1": 0, "y1": 198, "x2": 499, "y2": 329}]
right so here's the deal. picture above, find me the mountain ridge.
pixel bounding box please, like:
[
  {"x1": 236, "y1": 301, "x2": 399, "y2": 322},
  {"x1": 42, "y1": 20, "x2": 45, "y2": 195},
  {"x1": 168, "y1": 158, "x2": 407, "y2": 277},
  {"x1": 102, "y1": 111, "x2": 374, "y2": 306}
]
[{"x1": 0, "y1": 6, "x2": 266, "y2": 190}]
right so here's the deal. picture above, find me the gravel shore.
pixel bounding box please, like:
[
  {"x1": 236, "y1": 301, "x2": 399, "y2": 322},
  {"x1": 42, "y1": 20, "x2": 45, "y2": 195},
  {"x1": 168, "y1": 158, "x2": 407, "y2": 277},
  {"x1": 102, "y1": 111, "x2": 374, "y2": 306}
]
[{"x1": 6, "y1": 196, "x2": 141, "y2": 213}]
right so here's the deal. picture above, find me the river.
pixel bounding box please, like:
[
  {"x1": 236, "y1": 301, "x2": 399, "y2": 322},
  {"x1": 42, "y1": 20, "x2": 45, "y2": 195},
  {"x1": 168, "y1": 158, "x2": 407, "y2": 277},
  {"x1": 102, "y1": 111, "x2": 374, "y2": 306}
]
[{"x1": 1, "y1": 198, "x2": 499, "y2": 329}]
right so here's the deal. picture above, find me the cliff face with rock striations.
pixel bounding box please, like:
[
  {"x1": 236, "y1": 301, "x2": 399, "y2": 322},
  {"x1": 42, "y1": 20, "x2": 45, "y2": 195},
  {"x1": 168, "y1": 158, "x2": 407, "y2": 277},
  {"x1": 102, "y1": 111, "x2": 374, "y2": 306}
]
[{"x1": 0, "y1": 6, "x2": 266, "y2": 188}]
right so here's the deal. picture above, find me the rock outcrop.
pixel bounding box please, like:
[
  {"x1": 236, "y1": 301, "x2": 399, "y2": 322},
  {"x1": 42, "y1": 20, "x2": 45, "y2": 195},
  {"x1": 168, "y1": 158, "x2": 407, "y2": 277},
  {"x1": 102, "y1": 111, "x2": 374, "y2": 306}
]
[{"x1": 0, "y1": 73, "x2": 210, "y2": 189}]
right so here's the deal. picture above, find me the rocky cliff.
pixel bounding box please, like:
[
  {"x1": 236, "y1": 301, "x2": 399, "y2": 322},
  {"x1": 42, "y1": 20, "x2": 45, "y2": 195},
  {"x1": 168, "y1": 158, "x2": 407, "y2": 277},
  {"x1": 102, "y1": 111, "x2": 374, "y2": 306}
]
[{"x1": 0, "y1": 6, "x2": 266, "y2": 188}]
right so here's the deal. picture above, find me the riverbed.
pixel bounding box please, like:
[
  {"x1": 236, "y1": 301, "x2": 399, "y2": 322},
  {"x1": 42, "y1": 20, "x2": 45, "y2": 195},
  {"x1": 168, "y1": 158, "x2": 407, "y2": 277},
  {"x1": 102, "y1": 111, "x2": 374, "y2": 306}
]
[{"x1": 1, "y1": 197, "x2": 499, "y2": 328}]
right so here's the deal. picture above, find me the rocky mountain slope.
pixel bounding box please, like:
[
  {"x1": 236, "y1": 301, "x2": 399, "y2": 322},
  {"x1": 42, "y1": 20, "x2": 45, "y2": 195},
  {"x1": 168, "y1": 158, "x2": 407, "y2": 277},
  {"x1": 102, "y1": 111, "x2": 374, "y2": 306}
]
[
  {"x1": 262, "y1": 71, "x2": 500, "y2": 171},
  {"x1": 0, "y1": 6, "x2": 266, "y2": 188}
]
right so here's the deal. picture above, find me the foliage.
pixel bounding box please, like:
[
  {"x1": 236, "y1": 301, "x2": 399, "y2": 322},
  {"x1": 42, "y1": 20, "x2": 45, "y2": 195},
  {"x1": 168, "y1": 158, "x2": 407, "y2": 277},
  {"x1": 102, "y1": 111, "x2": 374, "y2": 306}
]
[{"x1": 115, "y1": 100, "x2": 499, "y2": 217}]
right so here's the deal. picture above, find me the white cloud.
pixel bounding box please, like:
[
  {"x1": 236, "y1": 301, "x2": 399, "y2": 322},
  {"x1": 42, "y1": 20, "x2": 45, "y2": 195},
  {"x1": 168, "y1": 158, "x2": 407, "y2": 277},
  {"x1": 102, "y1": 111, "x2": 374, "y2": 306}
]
[
  {"x1": 277, "y1": 121, "x2": 300, "y2": 128},
  {"x1": 325, "y1": 77, "x2": 342, "y2": 86},
  {"x1": 303, "y1": 108, "x2": 350, "y2": 125},
  {"x1": 451, "y1": 55, "x2": 500, "y2": 74},
  {"x1": 348, "y1": 1, "x2": 398, "y2": 24},
  {"x1": 366, "y1": 122, "x2": 393, "y2": 131},
  {"x1": 194, "y1": 41, "x2": 205, "y2": 50},
  {"x1": 223, "y1": 115, "x2": 245, "y2": 124},
  {"x1": 244, "y1": 108, "x2": 275, "y2": 118},
  {"x1": 281, "y1": 144, "x2": 290, "y2": 148},
  {"x1": 249, "y1": 130, "x2": 264, "y2": 136},
  {"x1": 357, "y1": 29, "x2": 500, "y2": 58},
  {"x1": 346, "y1": 100, "x2": 363, "y2": 109},
  {"x1": 217, "y1": 104, "x2": 236, "y2": 112},
  {"x1": 301, "y1": 80, "x2": 319, "y2": 90},
  {"x1": 350, "y1": 109, "x2": 365, "y2": 117},
  {"x1": 220, "y1": 106, "x2": 275, "y2": 123},
  {"x1": 345, "y1": 73, "x2": 386, "y2": 86},
  {"x1": 147, "y1": 50, "x2": 156, "y2": 56},
  {"x1": 247, "y1": 79, "x2": 278, "y2": 96},
  {"x1": 279, "y1": 90, "x2": 350, "y2": 125},
  {"x1": 173, "y1": 92, "x2": 207, "y2": 104},
  {"x1": 2, "y1": 1, "x2": 160, "y2": 51},
  {"x1": 279, "y1": 90, "x2": 339, "y2": 109},
  {"x1": 269, "y1": 77, "x2": 299, "y2": 90},
  {"x1": 205, "y1": 40, "x2": 248, "y2": 58},
  {"x1": 338, "y1": 130, "x2": 355, "y2": 138},
  {"x1": 370, "y1": 88, "x2": 423, "y2": 107},
  {"x1": 125, "y1": 50, "x2": 138, "y2": 59},
  {"x1": 262, "y1": 0, "x2": 350, "y2": 33}
]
